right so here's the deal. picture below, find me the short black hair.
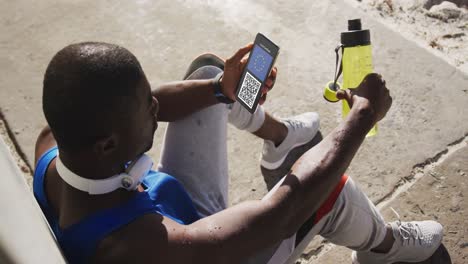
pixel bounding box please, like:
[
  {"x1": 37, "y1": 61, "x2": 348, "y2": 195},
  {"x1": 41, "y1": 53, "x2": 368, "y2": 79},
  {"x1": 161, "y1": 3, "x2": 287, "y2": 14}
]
[{"x1": 43, "y1": 42, "x2": 145, "y2": 151}]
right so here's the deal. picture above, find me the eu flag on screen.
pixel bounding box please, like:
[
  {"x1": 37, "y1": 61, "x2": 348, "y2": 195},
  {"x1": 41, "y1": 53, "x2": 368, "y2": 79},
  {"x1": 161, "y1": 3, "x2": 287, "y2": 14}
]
[{"x1": 247, "y1": 45, "x2": 273, "y2": 81}]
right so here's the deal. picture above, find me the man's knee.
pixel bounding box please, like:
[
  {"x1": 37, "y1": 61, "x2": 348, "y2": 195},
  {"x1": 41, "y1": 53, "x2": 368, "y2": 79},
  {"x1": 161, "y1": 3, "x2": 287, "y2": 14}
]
[
  {"x1": 319, "y1": 176, "x2": 387, "y2": 251},
  {"x1": 191, "y1": 53, "x2": 224, "y2": 69},
  {"x1": 186, "y1": 65, "x2": 222, "y2": 80},
  {"x1": 184, "y1": 53, "x2": 224, "y2": 80}
]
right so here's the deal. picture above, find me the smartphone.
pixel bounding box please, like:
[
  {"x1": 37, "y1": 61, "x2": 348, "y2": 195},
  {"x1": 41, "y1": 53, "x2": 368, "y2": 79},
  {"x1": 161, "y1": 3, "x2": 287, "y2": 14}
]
[{"x1": 235, "y1": 33, "x2": 280, "y2": 113}]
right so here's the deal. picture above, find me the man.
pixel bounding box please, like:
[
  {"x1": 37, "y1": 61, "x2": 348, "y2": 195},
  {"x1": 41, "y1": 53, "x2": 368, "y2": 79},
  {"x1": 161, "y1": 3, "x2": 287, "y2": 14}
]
[{"x1": 34, "y1": 42, "x2": 442, "y2": 264}]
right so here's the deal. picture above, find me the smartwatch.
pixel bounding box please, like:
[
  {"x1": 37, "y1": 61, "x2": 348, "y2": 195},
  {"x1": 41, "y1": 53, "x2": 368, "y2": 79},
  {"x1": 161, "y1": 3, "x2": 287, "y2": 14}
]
[{"x1": 213, "y1": 72, "x2": 235, "y2": 104}]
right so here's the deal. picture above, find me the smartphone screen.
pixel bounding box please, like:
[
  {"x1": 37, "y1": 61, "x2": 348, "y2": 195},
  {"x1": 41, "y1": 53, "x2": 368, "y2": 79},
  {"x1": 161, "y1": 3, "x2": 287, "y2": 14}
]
[{"x1": 236, "y1": 33, "x2": 279, "y2": 113}]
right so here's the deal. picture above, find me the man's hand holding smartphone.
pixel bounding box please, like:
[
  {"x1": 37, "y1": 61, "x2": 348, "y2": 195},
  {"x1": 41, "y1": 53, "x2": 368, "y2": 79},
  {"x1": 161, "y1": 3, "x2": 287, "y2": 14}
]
[{"x1": 220, "y1": 41, "x2": 278, "y2": 108}]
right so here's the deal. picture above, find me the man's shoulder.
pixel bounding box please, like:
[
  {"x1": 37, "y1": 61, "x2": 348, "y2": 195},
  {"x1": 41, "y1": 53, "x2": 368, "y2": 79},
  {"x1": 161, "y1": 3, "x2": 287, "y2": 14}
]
[{"x1": 34, "y1": 126, "x2": 57, "y2": 167}]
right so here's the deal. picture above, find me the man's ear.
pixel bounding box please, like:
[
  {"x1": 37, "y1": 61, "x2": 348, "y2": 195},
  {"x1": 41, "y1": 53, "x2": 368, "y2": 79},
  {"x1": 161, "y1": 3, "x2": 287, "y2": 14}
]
[{"x1": 94, "y1": 134, "x2": 118, "y2": 157}]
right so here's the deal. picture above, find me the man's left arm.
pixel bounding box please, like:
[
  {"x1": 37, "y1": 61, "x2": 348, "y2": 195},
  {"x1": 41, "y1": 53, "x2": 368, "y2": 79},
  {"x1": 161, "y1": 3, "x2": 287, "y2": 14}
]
[
  {"x1": 152, "y1": 78, "x2": 221, "y2": 122},
  {"x1": 152, "y1": 44, "x2": 276, "y2": 122}
]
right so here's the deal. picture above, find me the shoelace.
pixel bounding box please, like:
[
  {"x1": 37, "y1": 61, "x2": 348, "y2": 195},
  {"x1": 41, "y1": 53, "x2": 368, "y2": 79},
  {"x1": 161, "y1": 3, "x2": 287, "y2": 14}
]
[
  {"x1": 390, "y1": 207, "x2": 425, "y2": 246},
  {"x1": 285, "y1": 119, "x2": 303, "y2": 130}
]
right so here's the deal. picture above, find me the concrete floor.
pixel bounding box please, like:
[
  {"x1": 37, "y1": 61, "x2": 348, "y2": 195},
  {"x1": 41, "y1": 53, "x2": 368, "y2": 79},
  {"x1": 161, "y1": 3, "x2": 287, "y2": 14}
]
[{"x1": 1, "y1": 0, "x2": 467, "y2": 262}]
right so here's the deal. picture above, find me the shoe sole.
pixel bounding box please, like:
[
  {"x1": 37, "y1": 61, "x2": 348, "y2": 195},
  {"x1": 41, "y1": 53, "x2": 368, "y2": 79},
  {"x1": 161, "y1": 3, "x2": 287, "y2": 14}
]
[
  {"x1": 350, "y1": 243, "x2": 451, "y2": 264},
  {"x1": 260, "y1": 131, "x2": 323, "y2": 191}
]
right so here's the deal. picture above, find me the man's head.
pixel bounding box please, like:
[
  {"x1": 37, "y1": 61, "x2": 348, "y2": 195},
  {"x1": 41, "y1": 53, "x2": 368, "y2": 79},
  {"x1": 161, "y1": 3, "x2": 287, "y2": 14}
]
[{"x1": 43, "y1": 42, "x2": 158, "y2": 168}]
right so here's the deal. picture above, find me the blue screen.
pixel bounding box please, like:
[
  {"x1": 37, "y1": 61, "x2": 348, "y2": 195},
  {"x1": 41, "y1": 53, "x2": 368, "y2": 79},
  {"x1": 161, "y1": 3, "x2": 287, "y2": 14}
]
[{"x1": 247, "y1": 44, "x2": 273, "y2": 81}]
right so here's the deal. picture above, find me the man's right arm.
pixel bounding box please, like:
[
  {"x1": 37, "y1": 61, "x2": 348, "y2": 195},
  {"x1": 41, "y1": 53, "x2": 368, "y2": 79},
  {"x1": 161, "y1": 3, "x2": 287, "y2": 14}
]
[{"x1": 141, "y1": 74, "x2": 392, "y2": 263}]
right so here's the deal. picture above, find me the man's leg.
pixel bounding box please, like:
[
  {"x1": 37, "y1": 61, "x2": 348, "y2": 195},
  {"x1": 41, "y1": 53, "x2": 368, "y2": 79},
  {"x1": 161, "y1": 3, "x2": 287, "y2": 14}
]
[
  {"x1": 158, "y1": 54, "x2": 278, "y2": 217},
  {"x1": 277, "y1": 175, "x2": 443, "y2": 264},
  {"x1": 157, "y1": 64, "x2": 230, "y2": 217},
  {"x1": 283, "y1": 175, "x2": 388, "y2": 263},
  {"x1": 178, "y1": 53, "x2": 322, "y2": 196}
]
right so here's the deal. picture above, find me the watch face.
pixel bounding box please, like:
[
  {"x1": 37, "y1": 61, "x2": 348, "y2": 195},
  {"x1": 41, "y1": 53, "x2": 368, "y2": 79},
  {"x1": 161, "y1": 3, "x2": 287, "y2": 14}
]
[
  {"x1": 214, "y1": 72, "x2": 234, "y2": 104},
  {"x1": 247, "y1": 44, "x2": 273, "y2": 81}
]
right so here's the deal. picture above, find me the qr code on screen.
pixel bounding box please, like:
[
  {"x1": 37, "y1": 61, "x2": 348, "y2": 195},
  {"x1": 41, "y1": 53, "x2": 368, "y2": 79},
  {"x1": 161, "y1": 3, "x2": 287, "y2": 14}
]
[{"x1": 238, "y1": 72, "x2": 261, "y2": 108}]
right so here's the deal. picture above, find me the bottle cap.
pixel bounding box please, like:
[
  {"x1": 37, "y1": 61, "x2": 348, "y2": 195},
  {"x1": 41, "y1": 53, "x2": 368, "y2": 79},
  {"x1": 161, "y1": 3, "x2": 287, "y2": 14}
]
[
  {"x1": 348, "y1": 19, "x2": 362, "y2": 30},
  {"x1": 341, "y1": 19, "x2": 370, "y2": 47}
]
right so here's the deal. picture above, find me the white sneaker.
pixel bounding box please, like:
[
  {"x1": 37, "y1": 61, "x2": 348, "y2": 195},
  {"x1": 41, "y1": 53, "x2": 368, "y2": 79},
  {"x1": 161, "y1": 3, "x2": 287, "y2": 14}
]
[
  {"x1": 351, "y1": 209, "x2": 444, "y2": 264},
  {"x1": 260, "y1": 112, "x2": 320, "y2": 170}
]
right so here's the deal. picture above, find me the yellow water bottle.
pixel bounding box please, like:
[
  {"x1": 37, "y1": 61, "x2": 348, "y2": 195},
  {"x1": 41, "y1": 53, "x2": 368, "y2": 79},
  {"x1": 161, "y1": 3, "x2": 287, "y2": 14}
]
[
  {"x1": 323, "y1": 19, "x2": 377, "y2": 137},
  {"x1": 342, "y1": 19, "x2": 377, "y2": 136}
]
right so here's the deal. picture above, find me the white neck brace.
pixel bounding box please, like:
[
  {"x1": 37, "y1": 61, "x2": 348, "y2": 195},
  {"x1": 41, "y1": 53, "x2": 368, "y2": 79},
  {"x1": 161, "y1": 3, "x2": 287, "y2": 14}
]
[{"x1": 55, "y1": 154, "x2": 153, "y2": 195}]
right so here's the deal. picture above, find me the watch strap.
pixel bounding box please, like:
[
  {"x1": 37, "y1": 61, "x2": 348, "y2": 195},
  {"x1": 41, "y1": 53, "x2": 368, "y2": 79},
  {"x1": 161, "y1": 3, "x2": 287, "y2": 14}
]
[{"x1": 213, "y1": 72, "x2": 235, "y2": 104}]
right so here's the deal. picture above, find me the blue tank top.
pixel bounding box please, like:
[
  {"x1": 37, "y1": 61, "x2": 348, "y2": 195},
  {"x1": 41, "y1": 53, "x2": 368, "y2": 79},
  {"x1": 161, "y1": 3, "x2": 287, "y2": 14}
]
[{"x1": 33, "y1": 147, "x2": 201, "y2": 264}]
